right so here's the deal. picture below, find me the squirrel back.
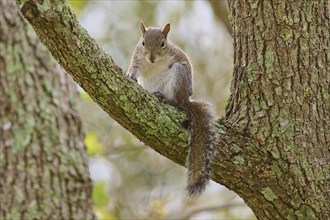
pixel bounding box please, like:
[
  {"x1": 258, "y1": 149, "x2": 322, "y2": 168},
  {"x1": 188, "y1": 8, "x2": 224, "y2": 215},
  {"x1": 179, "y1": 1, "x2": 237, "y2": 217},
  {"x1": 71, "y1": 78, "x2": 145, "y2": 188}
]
[{"x1": 127, "y1": 22, "x2": 216, "y2": 197}]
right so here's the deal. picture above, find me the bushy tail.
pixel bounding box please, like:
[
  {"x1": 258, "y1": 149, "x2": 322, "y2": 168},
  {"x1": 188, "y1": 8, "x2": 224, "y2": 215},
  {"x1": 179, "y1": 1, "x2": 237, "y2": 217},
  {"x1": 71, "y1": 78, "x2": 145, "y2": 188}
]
[{"x1": 184, "y1": 101, "x2": 217, "y2": 197}]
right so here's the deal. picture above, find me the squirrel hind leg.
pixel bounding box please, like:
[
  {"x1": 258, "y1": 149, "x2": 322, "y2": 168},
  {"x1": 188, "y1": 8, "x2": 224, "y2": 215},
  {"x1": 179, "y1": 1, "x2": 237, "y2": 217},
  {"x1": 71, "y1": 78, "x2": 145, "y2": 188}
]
[{"x1": 181, "y1": 119, "x2": 191, "y2": 130}]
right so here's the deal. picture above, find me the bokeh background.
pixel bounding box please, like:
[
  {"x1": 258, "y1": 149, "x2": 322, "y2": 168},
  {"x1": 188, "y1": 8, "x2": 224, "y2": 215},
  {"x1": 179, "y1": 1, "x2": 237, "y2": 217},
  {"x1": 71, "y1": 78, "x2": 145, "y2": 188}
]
[{"x1": 68, "y1": 1, "x2": 256, "y2": 219}]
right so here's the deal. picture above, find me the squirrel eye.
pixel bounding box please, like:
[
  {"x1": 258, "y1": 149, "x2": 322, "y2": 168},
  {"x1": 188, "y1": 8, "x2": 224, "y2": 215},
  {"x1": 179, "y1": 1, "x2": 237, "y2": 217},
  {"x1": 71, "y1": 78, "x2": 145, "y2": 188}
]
[
  {"x1": 142, "y1": 40, "x2": 145, "y2": 47},
  {"x1": 161, "y1": 40, "x2": 166, "y2": 48}
]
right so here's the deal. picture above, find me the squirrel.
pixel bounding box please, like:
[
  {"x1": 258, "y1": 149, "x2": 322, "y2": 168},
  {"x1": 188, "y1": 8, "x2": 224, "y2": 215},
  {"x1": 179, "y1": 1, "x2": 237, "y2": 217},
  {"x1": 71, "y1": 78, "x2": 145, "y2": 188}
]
[{"x1": 127, "y1": 22, "x2": 216, "y2": 197}]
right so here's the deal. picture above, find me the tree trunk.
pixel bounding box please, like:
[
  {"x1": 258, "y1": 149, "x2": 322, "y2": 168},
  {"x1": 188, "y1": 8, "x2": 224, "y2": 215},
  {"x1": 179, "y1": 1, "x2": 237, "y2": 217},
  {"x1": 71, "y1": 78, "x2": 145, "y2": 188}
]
[
  {"x1": 14, "y1": 0, "x2": 329, "y2": 219},
  {"x1": 0, "y1": 1, "x2": 94, "y2": 219},
  {"x1": 225, "y1": 1, "x2": 330, "y2": 219}
]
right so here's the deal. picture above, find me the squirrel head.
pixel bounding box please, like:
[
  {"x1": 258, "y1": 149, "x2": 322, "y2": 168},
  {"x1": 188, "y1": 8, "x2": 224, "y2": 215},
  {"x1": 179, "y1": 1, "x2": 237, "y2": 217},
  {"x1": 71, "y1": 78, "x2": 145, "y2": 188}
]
[{"x1": 140, "y1": 22, "x2": 171, "y2": 64}]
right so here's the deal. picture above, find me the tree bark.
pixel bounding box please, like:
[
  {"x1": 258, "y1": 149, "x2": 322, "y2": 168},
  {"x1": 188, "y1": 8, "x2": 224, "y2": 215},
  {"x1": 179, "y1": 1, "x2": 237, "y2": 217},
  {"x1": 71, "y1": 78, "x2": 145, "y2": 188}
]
[
  {"x1": 14, "y1": 0, "x2": 329, "y2": 219},
  {"x1": 226, "y1": 1, "x2": 330, "y2": 219},
  {"x1": 0, "y1": 1, "x2": 94, "y2": 219}
]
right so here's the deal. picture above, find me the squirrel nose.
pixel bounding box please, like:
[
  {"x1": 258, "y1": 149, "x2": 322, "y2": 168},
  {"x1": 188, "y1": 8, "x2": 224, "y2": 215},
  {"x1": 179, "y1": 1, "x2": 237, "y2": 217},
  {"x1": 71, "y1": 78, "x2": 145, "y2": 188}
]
[{"x1": 148, "y1": 55, "x2": 155, "y2": 63}]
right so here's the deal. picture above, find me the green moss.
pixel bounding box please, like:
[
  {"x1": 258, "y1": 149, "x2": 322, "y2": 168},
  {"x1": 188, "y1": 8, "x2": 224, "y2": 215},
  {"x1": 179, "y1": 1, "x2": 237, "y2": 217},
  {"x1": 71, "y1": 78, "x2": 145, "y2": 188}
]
[
  {"x1": 246, "y1": 144, "x2": 257, "y2": 154},
  {"x1": 251, "y1": 1, "x2": 258, "y2": 9},
  {"x1": 290, "y1": 165, "x2": 303, "y2": 177},
  {"x1": 304, "y1": 87, "x2": 313, "y2": 97},
  {"x1": 233, "y1": 156, "x2": 245, "y2": 165},
  {"x1": 275, "y1": 86, "x2": 282, "y2": 95},
  {"x1": 272, "y1": 161, "x2": 282, "y2": 177},
  {"x1": 13, "y1": 128, "x2": 31, "y2": 154},
  {"x1": 313, "y1": 170, "x2": 325, "y2": 182},
  {"x1": 256, "y1": 20, "x2": 264, "y2": 30},
  {"x1": 305, "y1": 4, "x2": 313, "y2": 22},
  {"x1": 91, "y1": 73, "x2": 97, "y2": 79},
  {"x1": 257, "y1": 47, "x2": 264, "y2": 66},
  {"x1": 178, "y1": 133, "x2": 188, "y2": 147},
  {"x1": 230, "y1": 144, "x2": 242, "y2": 154},
  {"x1": 26, "y1": 200, "x2": 39, "y2": 218},
  {"x1": 300, "y1": 41, "x2": 310, "y2": 51},
  {"x1": 278, "y1": 159, "x2": 288, "y2": 171},
  {"x1": 6, "y1": 207, "x2": 21, "y2": 219},
  {"x1": 251, "y1": 95, "x2": 260, "y2": 111},
  {"x1": 299, "y1": 157, "x2": 314, "y2": 180},
  {"x1": 296, "y1": 205, "x2": 316, "y2": 220},
  {"x1": 265, "y1": 47, "x2": 275, "y2": 72},
  {"x1": 292, "y1": 9, "x2": 300, "y2": 23},
  {"x1": 261, "y1": 187, "x2": 278, "y2": 201},
  {"x1": 280, "y1": 29, "x2": 293, "y2": 42},
  {"x1": 260, "y1": 99, "x2": 268, "y2": 110},
  {"x1": 287, "y1": 209, "x2": 297, "y2": 220},
  {"x1": 245, "y1": 64, "x2": 255, "y2": 84}
]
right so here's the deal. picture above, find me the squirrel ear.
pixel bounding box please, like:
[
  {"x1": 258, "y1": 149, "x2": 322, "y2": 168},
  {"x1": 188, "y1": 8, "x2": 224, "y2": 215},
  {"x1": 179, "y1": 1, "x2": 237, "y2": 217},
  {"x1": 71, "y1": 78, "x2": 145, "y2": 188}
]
[
  {"x1": 140, "y1": 22, "x2": 146, "y2": 34},
  {"x1": 162, "y1": 23, "x2": 170, "y2": 38}
]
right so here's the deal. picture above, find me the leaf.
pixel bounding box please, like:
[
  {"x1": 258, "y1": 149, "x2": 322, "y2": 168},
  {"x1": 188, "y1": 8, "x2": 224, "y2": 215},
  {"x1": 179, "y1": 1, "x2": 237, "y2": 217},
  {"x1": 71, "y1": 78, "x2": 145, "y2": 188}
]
[
  {"x1": 93, "y1": 181, "x2": 110, "y2": 206},
  {"x1": 84, "y1": 131, "x2": 104, "y2": 155},
  {"x1": 68, "y1": 0, "x2": 88, "y2": 14}
]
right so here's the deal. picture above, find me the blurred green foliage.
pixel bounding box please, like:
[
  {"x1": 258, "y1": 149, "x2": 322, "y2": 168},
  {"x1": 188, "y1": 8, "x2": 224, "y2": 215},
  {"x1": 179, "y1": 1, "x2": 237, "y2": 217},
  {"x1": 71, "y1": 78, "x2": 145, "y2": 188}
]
[
  {"x1": 93, "y1": 181, "x2": 110, "y2": 207},
  {"x1": 84, "y1": 131, "x2": 103, "y2": 155},
  {"x1": 68, "y1": 0, "x2": 87, "y2": 14}
]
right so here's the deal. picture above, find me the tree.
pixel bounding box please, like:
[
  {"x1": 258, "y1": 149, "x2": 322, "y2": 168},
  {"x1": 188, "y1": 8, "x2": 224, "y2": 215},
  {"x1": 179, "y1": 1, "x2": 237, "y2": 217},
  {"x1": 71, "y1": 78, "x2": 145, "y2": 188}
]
[
  {"x1": 0, "y1": 1, "x2": 94, "y2": 219},
  {"x1": 14, "y1": 0, "x2": 330, "y2": 219}
]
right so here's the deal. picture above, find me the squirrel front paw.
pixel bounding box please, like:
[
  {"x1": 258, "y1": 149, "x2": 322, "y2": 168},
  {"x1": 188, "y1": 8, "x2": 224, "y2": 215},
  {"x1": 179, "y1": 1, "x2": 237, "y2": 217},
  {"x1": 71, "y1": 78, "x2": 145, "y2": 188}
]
[
  {"x1": 181, "y1": 119, "x2": 192, "y2": 130},
  {"x1": 128, "y1": 72, "x2": 137, "y2": 82},
  {"x1": 153, "y1": 92, "x2": 167, "y2": 103}
]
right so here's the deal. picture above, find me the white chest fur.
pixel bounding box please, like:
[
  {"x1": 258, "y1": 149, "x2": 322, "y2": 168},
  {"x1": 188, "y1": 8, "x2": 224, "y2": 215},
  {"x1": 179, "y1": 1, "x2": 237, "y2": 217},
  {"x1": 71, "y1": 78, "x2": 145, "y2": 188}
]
[{"x1": 137, "y1": 57, "x2": 177, "y2": 100}]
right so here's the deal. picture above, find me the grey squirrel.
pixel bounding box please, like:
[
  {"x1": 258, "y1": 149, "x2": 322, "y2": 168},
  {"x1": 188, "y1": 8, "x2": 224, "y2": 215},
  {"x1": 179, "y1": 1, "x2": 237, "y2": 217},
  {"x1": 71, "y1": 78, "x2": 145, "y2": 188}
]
[{"x1": 127, "y1": 22, "x2": 216, "y2": 197}]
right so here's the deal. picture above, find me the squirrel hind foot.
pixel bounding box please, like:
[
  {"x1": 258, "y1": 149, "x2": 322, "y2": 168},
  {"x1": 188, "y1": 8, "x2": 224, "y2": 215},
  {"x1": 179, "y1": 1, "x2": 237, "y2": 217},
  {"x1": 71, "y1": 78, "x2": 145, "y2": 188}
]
[{"x1": 181, "y1": 119, "x2": 191, "y2": 130}]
